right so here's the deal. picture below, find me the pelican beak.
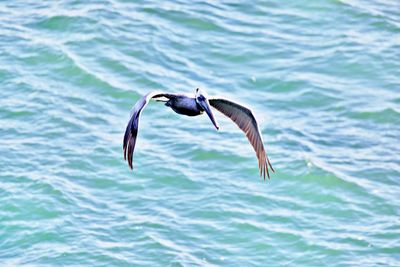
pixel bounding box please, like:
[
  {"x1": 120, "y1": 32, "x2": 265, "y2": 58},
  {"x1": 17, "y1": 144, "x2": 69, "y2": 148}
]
[{"x1": 198, "y1": 98, "x2": 219, "y2": 130}]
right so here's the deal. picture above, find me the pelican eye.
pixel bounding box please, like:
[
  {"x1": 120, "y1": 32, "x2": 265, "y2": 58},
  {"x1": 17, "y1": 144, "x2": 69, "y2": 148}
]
[{"x1": 197, "y1": 95, "x2": 206, "y2": 101}]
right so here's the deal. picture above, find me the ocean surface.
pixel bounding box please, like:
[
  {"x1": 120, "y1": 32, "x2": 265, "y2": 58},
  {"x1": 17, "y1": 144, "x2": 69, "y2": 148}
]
[{"x1": 1, "y1": 0, "x2": 399, "y2": 266}]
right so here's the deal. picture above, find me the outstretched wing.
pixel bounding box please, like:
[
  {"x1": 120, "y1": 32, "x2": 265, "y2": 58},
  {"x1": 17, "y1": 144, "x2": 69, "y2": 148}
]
[
  {"x1": 123, "y1": 91, "x2": 174, "y2": 169},
  {"x1": 209, "y1": 98, "x2": 274, "y2": 180}
]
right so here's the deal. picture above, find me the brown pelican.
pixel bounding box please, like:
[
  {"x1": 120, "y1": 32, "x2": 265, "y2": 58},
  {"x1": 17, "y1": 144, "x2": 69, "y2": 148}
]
[{"x1": 123, "y1": 88, "x2": 274, "y2": 179}]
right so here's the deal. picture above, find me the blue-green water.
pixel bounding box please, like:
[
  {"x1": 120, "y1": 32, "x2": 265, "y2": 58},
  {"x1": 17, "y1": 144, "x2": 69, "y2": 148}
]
[{"x1": 1, "y1": 0, "x2": 399, "y2": 266}]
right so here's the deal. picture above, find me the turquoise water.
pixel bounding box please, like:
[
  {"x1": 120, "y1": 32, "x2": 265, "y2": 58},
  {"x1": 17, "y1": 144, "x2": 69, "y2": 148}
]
[{"x1": 1, "y1": 0, "x2": 399, "y2": 266}]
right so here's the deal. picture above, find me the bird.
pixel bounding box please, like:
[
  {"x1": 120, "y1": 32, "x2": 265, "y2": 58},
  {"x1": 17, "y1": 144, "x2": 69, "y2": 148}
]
[{"x1": 123, "y1": 88, "x2": 274, "y2": 179}]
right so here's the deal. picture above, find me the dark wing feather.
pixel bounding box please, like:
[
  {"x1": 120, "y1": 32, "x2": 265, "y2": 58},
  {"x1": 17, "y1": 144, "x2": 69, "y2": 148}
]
[
  {"x1": 123, "y1": 91, "x2": 174, "y2": 169},
  {"x1": 209, "y1": 98, "x2": 274, "y2": 180}
]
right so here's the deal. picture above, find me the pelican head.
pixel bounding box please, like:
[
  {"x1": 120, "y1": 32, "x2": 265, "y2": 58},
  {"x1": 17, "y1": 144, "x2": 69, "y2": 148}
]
[{"x1": 195, "y1": 88, "x2": 219, "y2": 130}]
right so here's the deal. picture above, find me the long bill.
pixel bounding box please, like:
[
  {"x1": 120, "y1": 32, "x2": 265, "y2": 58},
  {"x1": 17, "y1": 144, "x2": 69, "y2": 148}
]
[{"x1": 198, "y1": 99, "x2": 220, "y2": 130}]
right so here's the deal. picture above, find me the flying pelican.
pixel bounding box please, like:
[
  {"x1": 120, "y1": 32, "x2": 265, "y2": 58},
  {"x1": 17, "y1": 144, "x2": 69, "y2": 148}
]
[{"x1": 123, "y1": 88, "x2": 274, "y2": 179}]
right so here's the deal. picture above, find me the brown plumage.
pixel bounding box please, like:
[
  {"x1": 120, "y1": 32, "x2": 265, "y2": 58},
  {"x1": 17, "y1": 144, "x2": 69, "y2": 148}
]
[{"x1": 209, "y1": 98, "x2": 274, "y2": 180}]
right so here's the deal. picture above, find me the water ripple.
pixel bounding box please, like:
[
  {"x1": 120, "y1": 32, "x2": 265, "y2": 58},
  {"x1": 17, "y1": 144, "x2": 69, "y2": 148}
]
[{"x1": 1, "y1": 0, "x2": 399, "y2": 266}]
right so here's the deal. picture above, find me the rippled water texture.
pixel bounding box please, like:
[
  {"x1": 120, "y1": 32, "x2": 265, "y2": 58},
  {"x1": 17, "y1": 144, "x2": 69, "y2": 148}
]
[{"x1": 1, "y1": 0, "x2": 399, "y2": 266}]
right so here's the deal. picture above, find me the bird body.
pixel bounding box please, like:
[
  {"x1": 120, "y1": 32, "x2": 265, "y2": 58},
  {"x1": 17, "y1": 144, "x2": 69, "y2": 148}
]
[
  {"x1": 165, "y1": 96, "x2": 202, "y2": 116},
  {"x1": 123, "y1": 88, "x2": 274, "y2": 179}
]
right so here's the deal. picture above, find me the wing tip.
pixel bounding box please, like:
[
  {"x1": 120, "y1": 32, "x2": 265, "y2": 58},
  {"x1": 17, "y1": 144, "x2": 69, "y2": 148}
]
[
  {"x1": 123, "y1": 122, "x2": 136, "y2": 171},
  {"x1": 267, "y1": 157, "x2": 275, "y2": 173},
  {"x1": 259, "y1": 156, "x2": 274, "y2": 181},
  {"x1": 127, "y1": 137, "x2": 134, "y2": 170}
]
